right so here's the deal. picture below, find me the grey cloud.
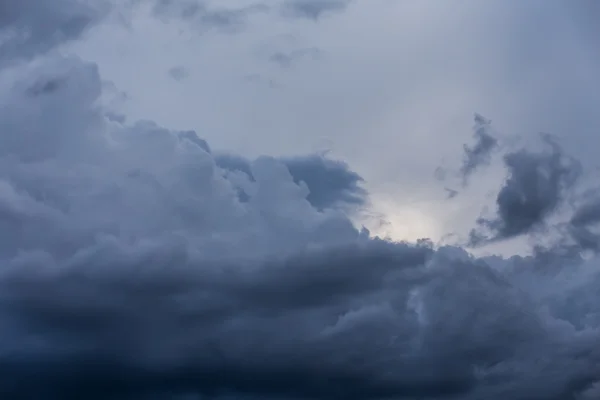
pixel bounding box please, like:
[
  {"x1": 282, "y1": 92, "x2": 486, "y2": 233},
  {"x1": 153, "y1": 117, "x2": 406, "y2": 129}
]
[
  {"x1": 268, "y1": 47, "x2": 322, "y2": 68},
  {"x1": 461, "y1": 113, "x2": 498, "y2": 183},
  {"x1": 0, "y1": 0, "x2": 110, "y2": 65},
  {"x1": 151, "y1": 0, "x2": 353, "y2": 31},
  {"x1": 151, "y1": 0, "x2": 269, "y2": 32},
  {"x1": 470, "y1": 134, "x2": 582, "y2": 245},
  {"x1": 243, "y1": 73, "x2": 279, "y2": 89},
  {"x1": 3, "y1": 7, "x2": 600, "y2": 400},
  {"x1": 215, "y1": 153, "x2": 367, "y2": 210},
  {"x1": 282, "y1": 154, "x2": 368, "y2": 210},
  {"x1": 168, "y1": 65, "x2": 190, "y2": 81},
  {"x1": 2, "y1": 237, "x2": 600, "y2": 399},
  {"x1": 564, "y1": 192, "x2": 600, "y2": 251},
  {"x1": 280, "y1": 0, "x2": 352, "y2": 20},
  {"x1": 1, "y1": 54, "x2": 600, "y2": 400},
  {"x1": 445, "y1": 187, "x2": 459, "y2": 199}
]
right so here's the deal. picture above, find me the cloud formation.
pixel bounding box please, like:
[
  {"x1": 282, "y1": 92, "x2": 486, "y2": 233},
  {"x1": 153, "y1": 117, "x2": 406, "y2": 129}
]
[
  {"x1": 215, "y1": 153, "x2": 367, "y2": 210},
  {"x1": 460, "y1": 113, "x2": 498, "y2": 183},
  {"x1": 268, "y1": 47, "x2": 322, "y2": 68},
  {"x1": 469, "y1": 134, "x2": 582, "y2": 245},
  {"x1": 1, "y1": 51, "x2": 600, "y2": 400},
  {"x1": 0, "y1": 0, "x2": 111, "y2": 65},
  {"x1": 280, "y1": 0, "x2": 351, "y2": 20},
  {"x1": 3, "y1": 2, "x2": 600, "y2": 400}
]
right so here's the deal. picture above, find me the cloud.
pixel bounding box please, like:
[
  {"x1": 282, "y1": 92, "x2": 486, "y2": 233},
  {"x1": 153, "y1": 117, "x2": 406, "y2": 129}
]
[
  {"x1": 280, "y1": 0, "x2": 352, "y2": 20},
  {"x1": 268, "y1": 47, "x2": 322, "y2": 68},
  {"x1": 168, "y1": 65, "x2": 190, "y2": 81},
  {"x1": 151, "y1": 0, "x2": 269, "y2": 32},
  {"x1": 215, "y1": 152, "x2": 367, "y2": 210},
  {"x1": 460, "y1": 113, "x2": 498, "y2": 183},
  {"x1": 1, "y1": 52, "x2": 600, "y2": 400},
  {"x1": 469, "y1": 134, "x2": 582, "y2": 245},
  {"x1": 3, "y1": 4, "x2": 600, "y2": 399},
  {"x1": 564, "y1": 189, "x2": 600, "y2": 251},
  {"x1": 150, "y1": 0, "x2": 353, "y2": 32},
  {"x1": 0, "y1": 0, "x2": 111, "y2": 65}
]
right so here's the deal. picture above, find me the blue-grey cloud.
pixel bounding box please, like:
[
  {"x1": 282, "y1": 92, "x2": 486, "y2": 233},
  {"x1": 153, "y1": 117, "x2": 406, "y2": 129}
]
[
  {"x1": 215, "y1": 153, "x2": 367, "y2": 211},
  {"x1": 3, "y1": 3, "x2": 600, "y2": 400},
  {"x1": 460, "y1": 113, "x2": 498, "y2": 183},
  {"x1": 168, "y1": 65, "x2": 190, "y2": 81},
  {"x1": 151, "y1": 0, "x2": 269, "y2": 32},
  {"x1": 0, "y1": 0, "x2": 111, "y2": 65},
  {"x1": 280, "y1": 0, "x2": 352, "y2": 20},
  {"x1": 470, "y1": 134, "x2": 582, "y2": 245},
  {"x1": 1, "y1": 54, "x2": 600, "y2": 400},
  {"x1": 268, "y1": 47, "x2": 322, "y2": 68}
]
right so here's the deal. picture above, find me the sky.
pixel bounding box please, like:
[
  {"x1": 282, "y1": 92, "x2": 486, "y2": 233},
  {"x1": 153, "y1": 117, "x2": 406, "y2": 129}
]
[{"x1": 2, "y1": 0, "x2": 600, "y2": 399}]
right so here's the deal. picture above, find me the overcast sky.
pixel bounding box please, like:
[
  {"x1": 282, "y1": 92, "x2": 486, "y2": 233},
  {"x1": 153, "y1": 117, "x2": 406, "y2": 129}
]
[
  {"x1": 61, "y1": 0, "x2": 600, "y2": 247},
  {"x1": 3, "y1": 1, "x2": 600, "y2": 399}
]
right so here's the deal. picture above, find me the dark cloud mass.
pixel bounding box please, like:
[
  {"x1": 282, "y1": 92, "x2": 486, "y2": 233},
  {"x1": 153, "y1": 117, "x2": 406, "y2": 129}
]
[
  {"x1": 470, "y1": 134, "x2": 582, "y2": 245},
  {"x1": 3, "y1": 3, "x2": 600, "y2": 400},
  {"x1": 151, "y1": 0, "x2": 269, "y2": 32}
]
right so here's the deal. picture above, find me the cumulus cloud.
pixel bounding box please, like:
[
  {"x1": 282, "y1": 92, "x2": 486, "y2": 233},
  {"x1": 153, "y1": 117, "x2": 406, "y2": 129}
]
[
  {"x1": 469, "y1": 134, "x2": 582, "y2": 245},
  {"x1": 3, "y1": 3, "x2": 600, "y2": 400},
  {"x1": 0, "y1": 52, "x2": 599, "y2": 400}
]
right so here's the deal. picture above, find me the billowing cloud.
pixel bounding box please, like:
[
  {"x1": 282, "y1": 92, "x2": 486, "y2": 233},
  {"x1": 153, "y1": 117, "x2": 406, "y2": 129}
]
[
  {"x1": 0, "y1": 0, "x2": 111, "y2": 65},
  {"x1": 0, "y1": 51, "x2": 599, "y2": 400},
  {"x1": 3, "y1": 2, "x2": 600, "y2": 400},
  {"x1": 470, "y1": 134, "x2": 582, "y2": 245}
]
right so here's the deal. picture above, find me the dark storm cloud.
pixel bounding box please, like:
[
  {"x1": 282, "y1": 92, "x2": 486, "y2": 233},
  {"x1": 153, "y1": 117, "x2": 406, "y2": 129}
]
[
  {"x1": 460, "y1": 113, "x2": 498, "y2": 183},
  {"x1": 3, "y1": 3, "x2": 600, "y2": 400},
  {"x1": 470, "y1": 134, "x2": 582, "y2": 245},
  {"x1": 1, "y1": 56, "x2": 600, "y2": 400},
  {"x1": 216, "y1": 153, "x2": 368, "y2": 210},
  {"x1": 2, "y1": 238, "x2": 600, "y2": 400}
]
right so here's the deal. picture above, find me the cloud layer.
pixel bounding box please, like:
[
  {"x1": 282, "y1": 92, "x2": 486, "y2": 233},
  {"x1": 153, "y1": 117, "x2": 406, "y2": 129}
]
[{"x1": 2, "y1": 2, "x2": 600, "y2": 400}]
